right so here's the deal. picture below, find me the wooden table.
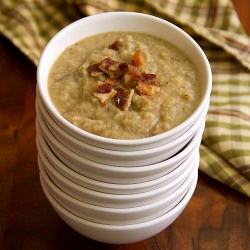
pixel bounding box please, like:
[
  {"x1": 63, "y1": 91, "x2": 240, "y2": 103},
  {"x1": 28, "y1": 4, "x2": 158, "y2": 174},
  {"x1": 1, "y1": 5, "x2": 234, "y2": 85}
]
[{"x1": 0, "y1": 1, "x2": 249, "y2": 249}]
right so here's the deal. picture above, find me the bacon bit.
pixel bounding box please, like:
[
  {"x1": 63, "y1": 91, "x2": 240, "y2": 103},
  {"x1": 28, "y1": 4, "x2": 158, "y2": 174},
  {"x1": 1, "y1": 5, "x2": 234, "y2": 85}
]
[
  {"x1": 136, "y1": 82, "x2": 155, "y2": 96},
  {"x1": 136, "y1": 73, "x2": 160, "y2": 96},
  {"x1": 88, "y1": 38, "x2": 161, "y2": 110},
  {"x1": 88, "y1": 63, "x2": 103, "y2": 77},
  {"x1": 108, "y1": 38, "x2": 124, "y2": 51},
  {"x1": 96, "y1": 81, "x2": 113, "y2": 93},
  {"x1": 139, "y1": 72, "x2": 157, "y2": 85},
  {"x1": 133, "y1": 50, "x2": 144, "y2": 67},
  {"x1": 98, "y1": 57, "x2": 124, "y2": 78},
  {"x1": 118, "y1": 62, "x2": 129, "y2": 76},
  {"x1": 104, "y1": 78, "x2": 120, "y2": 87},
  {"x1": 115, "y1": 88, "x2": 134, "y2": 111},
  {"x1": 123, "y1": 64, "x2": 140, "y2": 87},
  {"x1": 128, "y1": 64, "x2": 139, "y2": 77},
  {"x1": 96, "y1": 78, "x2": 119, "y2": 93},
  {"x1": 93, "y1": 89, "x2": 117, "y2": 105}
]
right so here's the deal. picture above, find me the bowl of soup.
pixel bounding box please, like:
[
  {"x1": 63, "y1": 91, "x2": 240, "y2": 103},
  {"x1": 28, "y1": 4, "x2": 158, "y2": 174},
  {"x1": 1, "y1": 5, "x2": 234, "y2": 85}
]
[{"x1": 37, "y1": 11, "x2": 212, "y2": 151}]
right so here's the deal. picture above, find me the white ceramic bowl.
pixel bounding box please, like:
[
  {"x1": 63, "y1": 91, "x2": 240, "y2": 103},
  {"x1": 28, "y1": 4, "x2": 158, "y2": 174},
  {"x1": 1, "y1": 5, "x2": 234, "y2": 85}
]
[
  {"x1": 38, "y1": 147, "x2": 198, "y2": 208},
  {"x1": 40, "y1": 168, "x2": 198, "y2": 244},
  {"x1": 36, "y1": 92, "x2": 208, "y2": 167},
  {"x1": 36, "y1": 97, "x2": 206, "y2": 167},
  {"x1": 38, "y1": 135, "x2": 199, "y2": 195},
  {"x1": 37, "y1": 12, "x2": 212, "y2": 151},
  {"x1": 37, "y1": 131, "x2": 198, "y2": 194},
  {"x1": 40, "y1": 157, "x2": 197, "y2": 225},
  {"x1": 36, "y1": 118, "x2": 204, "y2": 184}
]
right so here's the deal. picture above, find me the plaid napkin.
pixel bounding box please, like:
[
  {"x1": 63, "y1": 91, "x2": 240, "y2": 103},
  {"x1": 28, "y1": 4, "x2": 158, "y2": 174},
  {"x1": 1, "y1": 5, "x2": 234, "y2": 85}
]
[{"x1": 1, "y1": 0, "x2": 249, "y2": 197}]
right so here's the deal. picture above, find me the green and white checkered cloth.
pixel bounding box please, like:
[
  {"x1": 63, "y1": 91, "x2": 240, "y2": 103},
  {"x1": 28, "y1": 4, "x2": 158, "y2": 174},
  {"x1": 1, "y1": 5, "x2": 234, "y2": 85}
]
[{"x1": 1, "y1": 0, "x2": 249, "y2": 197}]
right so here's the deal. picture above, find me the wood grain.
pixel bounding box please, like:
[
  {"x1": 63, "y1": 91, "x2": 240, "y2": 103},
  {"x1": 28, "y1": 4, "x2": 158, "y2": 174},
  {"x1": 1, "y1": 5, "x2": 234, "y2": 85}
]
[
  {"x1": 0, "y1": 1, "x2": 249, "y2": 249},
  {"x1": 232, "y1": 0, "x2": 250, "y2": 34}
]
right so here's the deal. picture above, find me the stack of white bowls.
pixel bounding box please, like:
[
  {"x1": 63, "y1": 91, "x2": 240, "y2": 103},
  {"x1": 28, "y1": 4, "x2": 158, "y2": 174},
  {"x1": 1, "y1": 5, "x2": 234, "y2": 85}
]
[{"x1": 36, "y1": 12, "x2": 212, "y2": 244}]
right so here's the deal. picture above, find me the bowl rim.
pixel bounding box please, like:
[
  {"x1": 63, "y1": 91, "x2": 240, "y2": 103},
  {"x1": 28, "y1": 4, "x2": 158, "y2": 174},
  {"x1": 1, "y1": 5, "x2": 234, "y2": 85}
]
[
  {"x1": 37, "y1": 116, "x2": 193, "y2": 167},
  {"x1": 37, "y1": 11, "x2": 212, "y2": 148},
  {"x1": 38, "y1": 148, "x2": 198, "y2": 201},
  {"x1": 36, "y1": 126, "x2": 201, "y2": 184},
  {"x1": 38, "y1": 140, "x2": 199, "y2": 195},
  {"x1": 39, "y1": 154, "x2": 198, "y2": 213},
  {"x1": 37, "y1": 132, "x2": 198, "y2": 191},
  {"x1": 40, "y1": 167, "x2": 198, "y2": 229},
  {"x1": 36, "y1": 93, "x2": 208, "y2": 157},
  {"x1": 36, "y1": 115, "x2": 204, "y2": 172}
]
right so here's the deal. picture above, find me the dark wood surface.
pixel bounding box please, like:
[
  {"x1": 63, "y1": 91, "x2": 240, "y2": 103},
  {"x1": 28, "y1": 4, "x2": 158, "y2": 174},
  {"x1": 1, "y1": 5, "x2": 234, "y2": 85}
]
[{"x1": 0, "y1": 1, "x2": 249, "y2": 249}]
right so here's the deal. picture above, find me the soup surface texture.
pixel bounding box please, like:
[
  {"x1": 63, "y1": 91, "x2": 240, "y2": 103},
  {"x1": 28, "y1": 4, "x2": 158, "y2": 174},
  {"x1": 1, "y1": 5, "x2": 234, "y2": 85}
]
[{"x1": 48, "y1": 32, "x2": 202, "y2": 139}]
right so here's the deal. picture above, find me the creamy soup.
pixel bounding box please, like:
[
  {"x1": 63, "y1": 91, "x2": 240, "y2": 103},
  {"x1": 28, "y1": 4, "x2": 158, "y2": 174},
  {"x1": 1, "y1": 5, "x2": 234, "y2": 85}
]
[{"x1": 48, "y1": 32, "x2": 202, "y2": 139}]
